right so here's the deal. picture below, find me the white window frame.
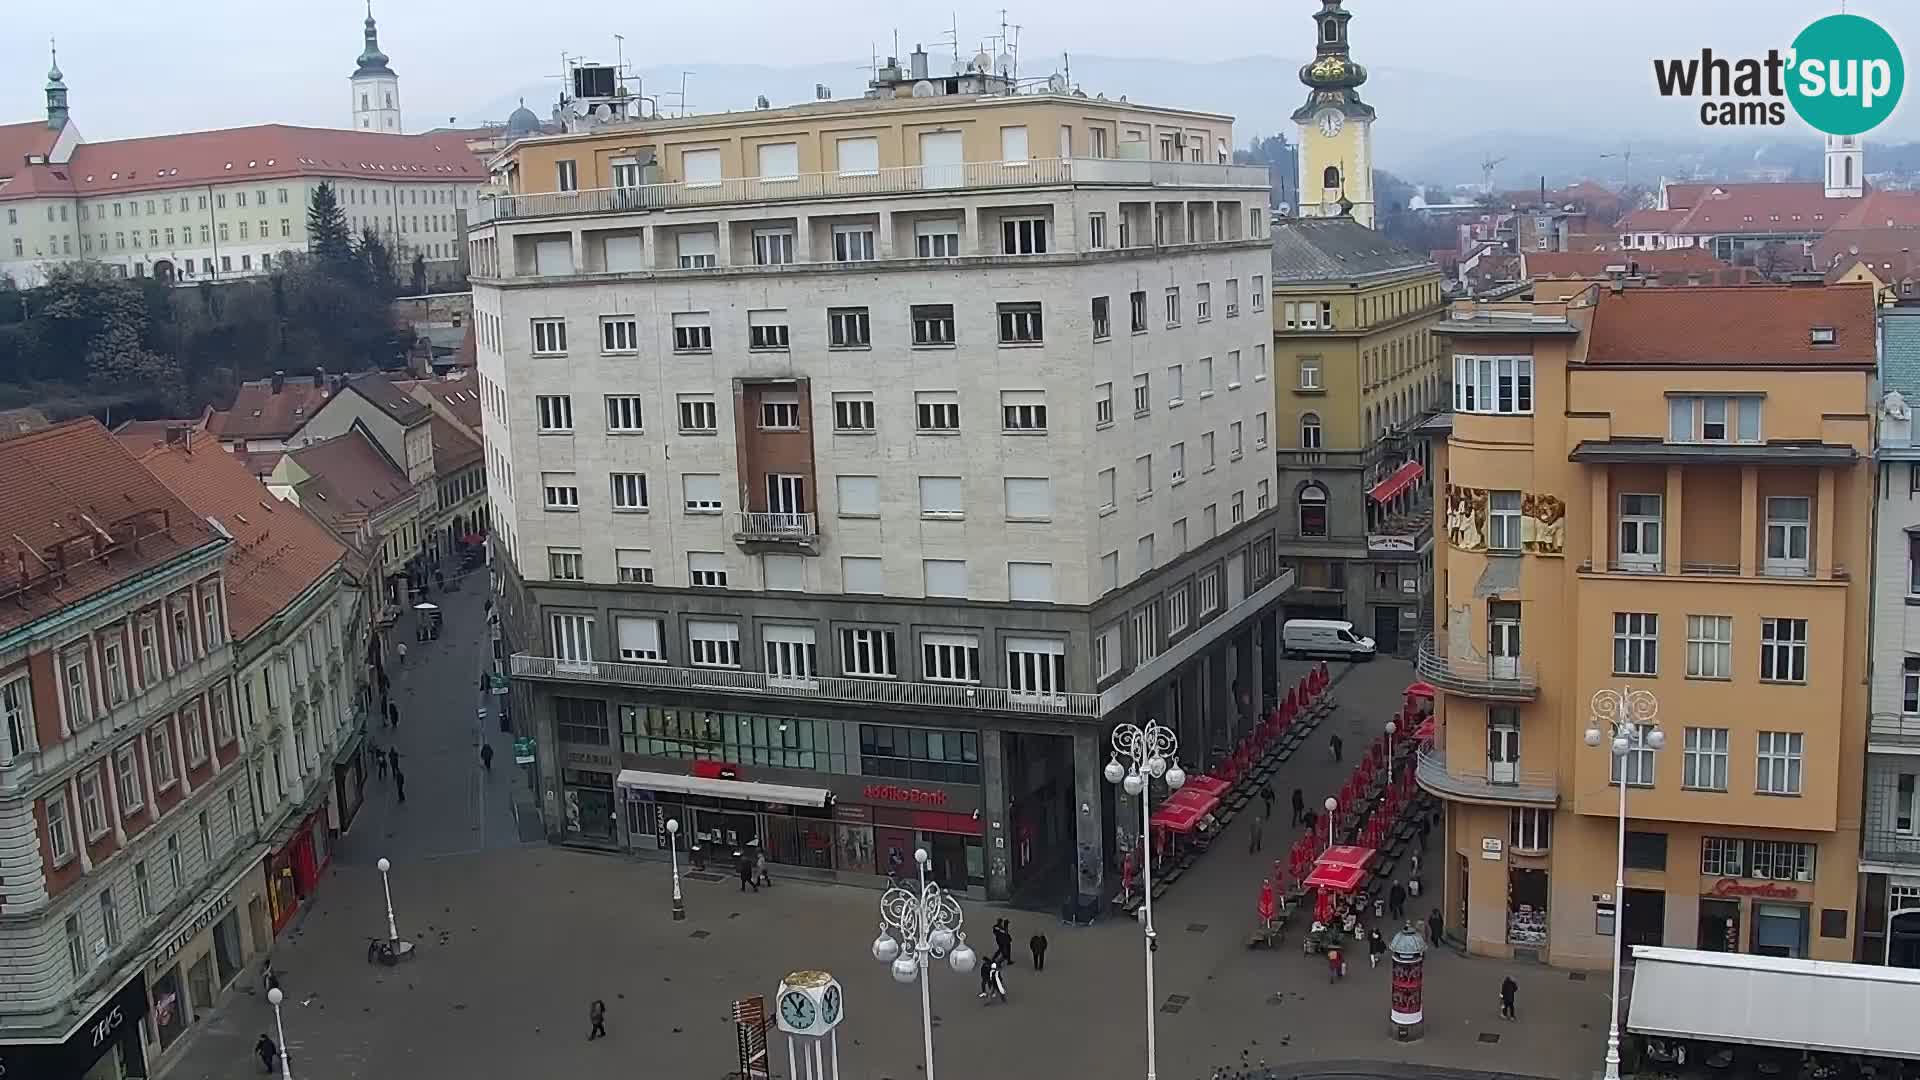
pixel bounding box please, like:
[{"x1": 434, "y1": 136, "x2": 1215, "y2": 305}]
[
  {"x1": 548, "y1": 548, "x2": 585, "y2": 581},
  {"x1": 752, "y1": 227, "x2": 795, "y2": 266},
  {"x1": 1168, "y1": 585, "x2": 1191, "y2": 635},
  {"x1": 1299, "y1": 356, "x2": 1321, "y2": 391},
  {"x1": 833, "y1": 393, "x2": 876, "y2": 433},
  {"x1": 1612, "y1": 612, "x2": 1658, "y2": 676},
  {"x1": 1764, "y1": 497, "x2": 1811, "y2": 576},
  {"x1": 671, "y1": 313, "x2": 713, "y2": 353},
  {"x1": 1165, "y1": 287, "x2": 1181, "y2": 327},
  {"x1": 1610, "y1": 723, "x2": 1658, "y2": 787},
  {"x1": 1683, "y1": 726, "x2": 1730, "y2": 791},
  {"x1": 1, "y1": 675, "x2": 32, "y2": 764},
  {"x1": 615, "y1": 549, "x2": 654, "y2": 586},
  {"x1": 997, "y1": 303, "x2": 1044, "y2": 345},
  {"x1": 1095, "y1": 383, "x2": 1114, "y2": 426},
  {"x1": 1759, "y1": 617, "x2": 1808, "y2": 684},
  {"x1": 77, "y1": 767, "x2": 108, "y2": 841},
  {"x1": 922, "y1": 633, "x2": 981, "y2": 683},
  {"x1": 610, "y1": 472, "x2": 650, "y2": 513},
  {"x1": 839, "y1": 627, "x2": 898, "y2": 679},
  {"x1": 541, "y1": 474, "x2": 580, "y2": 511},
  {"x1": 759, "y1": 395, "x2": 801, "y2": 431},
  {"x1": 1001, "y1": 217, "x2": 1048, "y2": 255},
  {"x1": 1001, "y1": 390, "x2": 1048, "y2": 433},
  {"x1": 915, "y1": 391, "x2": 960, "y2": 433},
  {"x1": 918, "y1": 476, "x2": 965, "y2": 519},
  {"x1": 1755, "y1": 731, "x2": 1804, "y2": 795},
  {"x1": 115, "y1": 746, "x2": 144, "y2": 815},
  {"x1": 828, "y1": 307, "x2": 872, "y2": 349},
  {"x1": 688, "y1": 621, "x2": 741, "y2": 668},
  {"x1": 1617, "y1": 493, "x2": 1663, "y2": 570},
  {"x1": 1453, "y1": 354, "x2": 1534, "y2": 416},
  {"x1": 677, "y1": 395, "x2": 719, "y2": 434},
  {"x1": 600, "y1": 315, "x2": 639, "y2": 354},
  {"x1": 550, "y1": 613, "x2": 595, "y2": 663},
  {"x1": 1132, "y1": 373, "x2": 1151, "y2": 416},
  {"x1": 536, "y1": 395, "x2": 573, "y2": 433},
  {"x1": 688, "y1": 552, "x2": 729, "y2": 588},
  {"x1": 531, "y1": 318, "x2": 567, "y2": 355},
  {"x1": 1686, "y1": 614, "x2": 1733, "y2": 679},
  {"x1": 1006, "y1": 637, "x2": 1067, "y2": 699},
  {"x1": 605, "y1": 395, "x2": 645, "y2": 433},
  {"x1": 832, "y1": 224, "x2": 876, "y2": 262},
  {"x1": 46, "y1": 790, "x2": 75, "y2": 865},
  {"x1": 763, "y1": 625, "x2": 819, "y2": 685}
]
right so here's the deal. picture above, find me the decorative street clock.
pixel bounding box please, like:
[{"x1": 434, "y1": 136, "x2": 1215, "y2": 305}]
[{"x1": 775, "y1": 970, "x2": 846, "y2": 1080}]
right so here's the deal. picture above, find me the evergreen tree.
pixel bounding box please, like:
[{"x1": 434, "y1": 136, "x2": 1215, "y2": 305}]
[
  {"x1": 357, "y1": 227, "x2": 399, "y2": 298},
  {"x1": 307, "y1": 182, "x2": 354, "y2": 267}
]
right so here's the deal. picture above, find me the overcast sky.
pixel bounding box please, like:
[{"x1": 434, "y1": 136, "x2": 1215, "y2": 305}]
[{"x1": 3, "y1": 1, "x2": 1915, "y2": 142}]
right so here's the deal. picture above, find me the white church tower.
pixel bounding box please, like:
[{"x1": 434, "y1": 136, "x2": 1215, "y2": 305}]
[
  {"x1": 350, "y1": 2, "x2": 401, "y2": 132},
  {"x1": 1825, "y1": 134, "x2": 1864, "y2": 199}
]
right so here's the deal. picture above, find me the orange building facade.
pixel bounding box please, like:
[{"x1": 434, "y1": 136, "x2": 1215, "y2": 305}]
[{"x1": 1418, "y1": 283, "x2": 1875, "y2": 968}]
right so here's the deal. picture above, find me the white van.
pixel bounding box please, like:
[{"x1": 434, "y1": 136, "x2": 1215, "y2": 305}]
[{"x1": 1282, "y1": 618, "x2": 1377, "y2": 661}]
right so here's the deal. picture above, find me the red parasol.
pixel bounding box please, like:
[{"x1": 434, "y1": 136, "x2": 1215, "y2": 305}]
[
  {"x1": 1184, "y1": 774, "x2": 1230, "y2": 799},
  {"x1": 1258, "y1": 879, "x2": 1276, "y2": 923},
  {"x1": 1405, "y1": 681, "x2": 1437, "y2": 700}
]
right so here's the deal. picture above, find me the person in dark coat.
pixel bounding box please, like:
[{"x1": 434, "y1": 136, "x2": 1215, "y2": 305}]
[
  {"x1": 1367, "y1": 928, "x2": 1387, "y2": 969},
  {"x1": 1329, "y1": 733, "x2": 1344, "y2": 762},
  {"x1": 1388, "y1": 881, "x2": 1408, "y2": 920},
  {"x1": 1260, "y1": 782, "x2": 1275, "y2": 819},
  {"x1": 480, "y1": 743, "x2": 494, "y2": 772},
  {"x1": 388, "y1": 700, "x2": 400, "y2": 729},
  {"x1": 255, "y1": 1034, "x2": 278, "y2": 1073},
  {"x1": 388, "y1": 748, "x2": 401, "y2": 773},
  {"x1": 1290, "y1": 788, "x2": 1306, "y2": 826},
  {"x1": 1029, "y1": 931, "x2": 1049, "y2": 971},
  {"x1": 991, "y1": 919, "x2": 1013, "y2": 965},
  {"x1": 736, "y1": 850, "x2": 758, "y2": 892},
  {"x1": 589, "y1": 999, "x2": 607, "y2": 1040},
  {"x1": 1499, "y1": 976, "x2": 1518, "y2": 1020},
  {"x1": 394, "y1": 768, "x2": 406, "y2": 804},
  {"x1": 1427, "y1": 907, "x2": 1444, "y2": 947},
  {"x1": 1248, "y1": 812, "x2": 1266, "y2": 854}
]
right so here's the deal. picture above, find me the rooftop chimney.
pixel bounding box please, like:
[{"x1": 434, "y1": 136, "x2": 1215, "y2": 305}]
[
  {"x1": 165, "y1": 423, "x2": 192, "y2": 447},
  {"x1": 271, "y1": 370, "x2": 285, "y2": 393},
  {"x1": 315, "y1": 366, "x2": 327, "y2": 394},
  {"x1": 910, "y1": 45, "x2": 929, "y2": 81}
]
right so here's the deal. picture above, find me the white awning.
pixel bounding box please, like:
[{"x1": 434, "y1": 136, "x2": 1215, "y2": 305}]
[
  {"x1": 616, "y1": 769, "x2": 831, "y2": 808},
  {"x1": 1628, "y1": 945, "x2": 1920, "y2": 1060}
]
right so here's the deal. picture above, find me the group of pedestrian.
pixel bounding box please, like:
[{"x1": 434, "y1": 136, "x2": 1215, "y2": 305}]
[
  {"x1": 735, "y1": 844, "x2": 772, "y2": 892},
  {"x1": 369, "y1": 744, "x2": 404, "y2": 803}
]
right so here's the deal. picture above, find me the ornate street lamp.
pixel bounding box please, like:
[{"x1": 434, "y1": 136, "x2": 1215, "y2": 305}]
[
  {"x1": 1587, "y1": 686, "x2": 1664, "y2": 1080},
  {"x1": 872, "y1": 848, "x2": 975, "y2": 1080},
  {"x1": 1104, "y1": 719, "x2": 1186, "y2": 1080}
]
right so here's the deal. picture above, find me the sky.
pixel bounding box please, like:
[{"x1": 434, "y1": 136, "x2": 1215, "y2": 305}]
[{"x1": 3, "y1": 1, "x2": 1916, "y2": 146}]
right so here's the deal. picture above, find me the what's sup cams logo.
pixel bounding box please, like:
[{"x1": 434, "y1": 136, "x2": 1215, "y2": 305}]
[{"x1": 1652, "y1": 13, "x2": 1903, "y2": 135}]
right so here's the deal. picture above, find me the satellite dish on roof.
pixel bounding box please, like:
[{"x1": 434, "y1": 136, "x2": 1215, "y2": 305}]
[
  {"x1": 1046, "y1": 73, "x2": 1067, "y2": 93},
  {"x1": 973, "y1": 51, "x2": 993, "y2": 73},
  {"x1": 995, "y1": 52, "x2": 1014, "y2": 77},
  {"x1": 910, "y1": 80, "x2": 935, "y2": 98},
  {"x1": 590, "y1": 103, "x2": 612, "y2": 123}
]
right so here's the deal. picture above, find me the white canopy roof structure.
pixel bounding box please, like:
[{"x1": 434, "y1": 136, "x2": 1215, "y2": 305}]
[{"x1": 1628, "y1": 946, "x2": 1920, "y2": 1060}]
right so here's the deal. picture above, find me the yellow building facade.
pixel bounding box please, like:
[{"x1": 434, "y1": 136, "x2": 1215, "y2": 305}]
[
  {"x1": 1419, "y1": 283, "x2": 1875, "y2": 968},
  {"x1": 1290, "y1": 0, "x2": 1377, "y2": 227}
]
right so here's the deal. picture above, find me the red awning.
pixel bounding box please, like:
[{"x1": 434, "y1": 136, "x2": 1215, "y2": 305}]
[
  {"x1": 1151, "y1": 802, "x2": 1206, "y2": 833},
  {"x1": 1166, "y1": 788, "x2": 1221, "y2": 817},
  {"x1": 1182, "y1": 774, "x2": 1230, "y2": 799},
  {"x1": 1319, "y1": 844, "x2": 1376, "y2": 870},
  {"x1": 1303, "y1": 861, "x2": 1369, "y2": 892},
  {"x1": 1368, "y1": 460, "x2": 1425, "y2": 504}
]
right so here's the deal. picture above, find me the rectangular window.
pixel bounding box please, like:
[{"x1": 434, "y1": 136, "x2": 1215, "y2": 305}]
[
  {"x1": 1764, "y1": 497, "x2": 1811, "y2": 576},
  {"x1": 922, "y1": 559, "x2": 968, "y2": 598},
  {"x1": 531, "y1": 318, "x2": 567, "y2": 355},
  {"x1": 1130, "y1": 291, "x2": 1148, "y2": 333},
  {"x1": 1196, "y1": 282, "x2": 1212, "y2": 321},
  {"x1": 914, "y1": 219, "x2": 960, "y2": 257},
  {"x1": 61, "y1": 650, "x2": 92, "y2": 727},
  {"x1": 614, "y1": 550, "x2": 655, "y2": 587},
  {"x1": 1759, "y1": 618, "x2": 1808, "y2": 683},
  {"x1": 1165, "y1": 287, "x2": 1181, "y2": 327},
  {"x1": 1230, "y1": 421, "x2": 1244, "y2": 459},
  {"x1": 688, "y1": 552, "x2": 729, "y2": 589},
  {"x1": 1613, "y1": 612, "x2": 1658, "y2": 676},
  {"x1": 1170, "y1": 442, "x2": 1187, "y2": 483},
  {"x1": 1906, "y1": 656, "x2": 1920, "y2": 713},
  {"x1": 536, "y1": 395, "x2": 574, "y2": 432},
  {"x1": 1168, "y1": 363, "x2": 1185, "y2": 405},
  {"x1": 752, "y1": 228, "x2": 795, "y2": 266},
  {"x1": 1756, "y1": 731, "x2": 1805, "y2": 795},
  {"x1": 1299, "y1": 357, "x2": 1321, "y2": 390},
  {"x1": 682, "y1": 474, "x2": 723, "y2": 514},
  {"x1": 836, "y1": 475, "x2": 880, "y2": 517},
  {"x1": 1668, "y1": 395, "x2": 1763, "y2": 443},
  {"x1": 677, "y1": 395, "x2": 718, "y2": 434},
  {"x1": 1453, "y1": 355, "x2": 1535, "y2": 415},
  {"x1": 1899, "y1": 773, "x2": 1920, "y2": 835},
  {"x1": 66, "y1": 915, "x2": 86, "y2": 979},
  {"x1": 748, "y1": 310, "x2": 790, "y2": 350},
  {"x1": 1611, "y1": 724, "x2": 1658, "y2": 786},
  {"x1": 1686, "y1": 615, "x2": 1733, "y2": 679},
  {"x1": 1095, "y1": 382, "x2": 1114, "y2": 426},
  {"x1": 1510, "y1": 808, "x2": 1552, "y2": 854},
  {"x1": 600, "y1": 316, "x2": 638, "y2": 354},
  {"x1": 1006, "y1": 637, "x2": 1066, "y2": 698},
  {"x1": 836, "y1": 136, "x2": 879, "y2": 176},
  {"x1": 829, "y1": 307, "x2": 871, "y2": 348},
  {"x1": 1098, "y1": 468, "x2": 1117, "y2": 512},
  {"x1": 1618, "y1": 493, "x2": 1664, "y2": 569},
  {"x1": 1252, "y1": 276, "x2": 1266, "y2": 311},
  {"x1": 759, "y1": 394, "x2": 801, "y2": 431},
  {"x1": 150, "y1": 724, "x2": 178, "y2": 789},
  {"x1": 916, "y1": 391, "x2": 960, "y2": 432},
  {"x1": 832, "y1": 225, "x2": 875, "y2": 262},
  {"x1": 671, "y1": 312, "x2": 713, "y2": 352},
  {"x1": 541, "y1": 474, "x2": 580, "y2": 510},
  {"x1": 1226, "y1": 278, "x2": 1241, "y2": 317},
  {"x1": 1092, "y1": 296, "x2": 1111, "y2": 340},
  {"x1": 1008, "y1": 562, "x2": 1055, "y2": 602},
  {"x1": 1255, "y1": 412, "x2": 1269, "y2": 449},
  {"x1": 1001, "y1": 217, "x2": 1048, "y2": 255},
  {"x1": 135, "y1": 861, "x2": 151, "y2": 919},
  {"x1": 1683, "y1": 727, "x2": 1730, "y2": 791},
  {"x1": 675, "y1": 230, "x2": 718, "y2": 268},
  {"x1": 922, "y1": 633, "x2": 981, "y2": 683},
  {"x1": 548, "y1": 549, "x2": 584, "y2": 581},
  {"x1": 78, "y1": 768, "x2": 108, "y2": 839},
  {"x1": 1088, "y1": 213, "x2": 1107, "y2": 250},
  {"x1": 833, "y1": 393, "x2": 876, "y2": 432},
  {"x1": 763, "y1": 625, "x2": 819, "y2": 683},
  {"x1": 550, "y1": 613, "x2": 595, "y2": 663},
  {"x1": 997, "y1": 303, "x2": 1043, "y2": 344},
  {"x1": 2, "y1": 676, "x2": 33, "y2": 763},
  {"x1": 912, "y1": 304, "x2": 955, "y2": 346},
  {"x1": 1005, "y1": 477, "x2": 1052, "y2": 521},
  {"x1": 843, "y1": 557, "x2": 884, "y2": 594},
  {"x1": 919, "y1": 476, "x2": 965, "y2": 518},
  {"x1": 1135, "y1": 453, "x2": 1154, "y2": 499},
  {"x1": 605, "y1": 395, "x2": 645, "y2": 433},
  {"x1": 840, "y1": 628, "x2": 898, "y2": 678},
  {"x1": 1132, "y1": 373, "x2": 1151, "y2": 416},
  {"x1": 115, "y1": 747, "x2": 143, "y2": 816},
  {"x1": 1001, "y1": 390, "x2": 1047, "y2": 432},
  {"x1": 610, "y1": 472, "x2": 650, "y2": 512}
]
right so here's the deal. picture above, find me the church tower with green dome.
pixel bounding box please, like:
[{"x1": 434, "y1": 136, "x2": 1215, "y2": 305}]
[
  {"x1": 350, "y1": 2, "x2": 402, "y2": 132},
  {"x1": 1291, "y1": 0, "x2": 1376, "y2": 227}
]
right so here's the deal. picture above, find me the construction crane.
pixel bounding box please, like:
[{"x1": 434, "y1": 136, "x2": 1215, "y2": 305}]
[{"x1": 1480, "y1": 154, "x2": 1508, "y2": 196}]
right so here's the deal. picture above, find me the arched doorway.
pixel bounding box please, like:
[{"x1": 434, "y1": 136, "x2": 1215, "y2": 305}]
[{"x1": 153, "y1": 259, "x2": 176, "y2": 284}]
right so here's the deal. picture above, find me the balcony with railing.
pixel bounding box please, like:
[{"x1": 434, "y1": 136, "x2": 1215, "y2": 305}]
[
  {"x1": 1414, "y1": 636, "x2": 1538, "y2": 700},
  {"x1": 476, "y1": 158, "x2": 1272, "y2": 224},
  {"x1": 1865, "y1": 758, "x2": 1920, "y2": 869},
  {"x1": 1872, "y1": 712, "x2": 1920, "y2": 750},
  {"x1": 733, "y1": 512, "x2": 819, "y2": 552},
  {"x1": 512, "y1": 653, "x2": 1101, "y2": 719},
  {"x1": 1415, "y1": 744, "x2": 1559, "y2": 806}
]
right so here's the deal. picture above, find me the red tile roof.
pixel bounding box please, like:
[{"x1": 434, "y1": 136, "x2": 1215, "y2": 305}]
[
  {"x1": 428, "y1": 415, "x2": 482, "y2": 472},
  {"x1": 1826, "y1": 249, "x2": 1920, "y2": 287},
  {"x1": 1813, "y1": 226, "x2": 1920, "y2": 269},
  {"x1": 0, "y1": 121, "x2": 59, "y2": 174},
  {"x1": 1662, "y1": 183, "x2": 1712, "y2": 211},
  {"x1": 393, "y1": 370, "x2": 482, "y2": 431},
  {"x1": 127, "y1": 430, "x2": 345, "y2": 641},
  {"x1": 281, "y1": 429, "x2": 414, "y2": 540},
  {"x1": 1617, "y1": 208, "x2": 1689, "y2": 233},
  {"x1": 0, "y1": 419, "x2": 220, "y2": 634},
  {"x1": 0, "y1": 124, "x2": 484, "y2": 203},
  {"x1": 207, "y1": 376, "x2": 333, "y2": 442},
  {"x1": 1832, "y1": 190, "x2": 1920, "y2": 231},
  {"x1": 1526, "y1": 249, "x2": 1726, "y2": 279},
  {"x1": 1672, "y1": 183, "x2": 1841, "y2": 236},
  {"x1": 1586, "y1": 284, "x2": 1877, "y2": 367}
]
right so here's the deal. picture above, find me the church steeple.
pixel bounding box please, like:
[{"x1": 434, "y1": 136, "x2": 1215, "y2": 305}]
[
  {"x1": 1291, "y1": 0, "x2": 1375, "y2": 123},
  {"x1": 349, "y1": 3, "x2": 401, "y2": 132},
  {"x1": 1290, "y1": 0, "x2": 1378, "y2": 227},
  {"x1": 355, "y1": 2, "x2": 396, "y2": 78},
  {"x1": 45, "y1": 38, "x2": 69, "y2": 130}
]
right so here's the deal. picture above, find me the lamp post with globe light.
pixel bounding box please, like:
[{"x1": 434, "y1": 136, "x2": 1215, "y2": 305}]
[
  {"x1": 872, "y1": 847, "x2": 975, "y2": 1080},
  {"x1": 1386, "y1": 720, "x2": 1397, "y2": 769},
  {"x1": 667, "y1": 817, "x2": 686, "y2": 920},
  {"x1": 1103, "y1": 718, "x2": 1185, "y2": 1080},
  {"x1": 376, "y1": 857, "x2": 398, "y2": 941},
  {"x1": 1324, "y1": 796, "x2": 1338, "y2": 849},
  {"x1": 1587, "y1": 686, "x2": 1663, "y2": 1080},
  {"x1": 266, "y1": 986, "x2": 294, "y2": 1080}
]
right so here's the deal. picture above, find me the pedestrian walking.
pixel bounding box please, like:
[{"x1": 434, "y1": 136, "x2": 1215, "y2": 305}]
[
  {"x1": 397, "y1": 641, "x2": 408, "y2": 666},
  {"x1": 394, "y1": 768, "x2": 406, "y2": 804},
  {"x1": 1499, "y1": 976, "x2": 1518, "y2": 1020},
  {"x1": 388, "y1": 748, "x2": 401, "y2": 773},
  {"x1": 753, "y1": 843, "x2": 772, "y2": 888},
  {"x1": 1248, "y1": 812, "x2": 1266, "y2": 854},
  {"x1": 1029, "y1": 931, "x2": 1048, "y2": 971},
  {"x1": 388, "y1": 701, "x2": 400, "y2": 729},
  {"x1": 589, "y1": 999, "x2": 608, "y2": 1040},
  {"x1": 1260, "y1": 782, "x2": 1275, "y2": 819},
  {"x1": 378, "y1": 669, "x2": 390, "y2": 698},
  {"x1": 1367, "y1": 928, "x2": 1386, "y2": 969},
  {"x1": 736, "y1": 850, "x2": 758, "y2": 892},
  {"x1": 1290, "y1": 787, "x2": 1305, "y2": 826},
  {"x1": 1329, "y1": 733, "x2": 1344, "y2": 762},
  {"x1": 1389, "y1": 881, "x2": 1408, "y2": 920},
  {"x1": 480, "y1": 743, "x2": 494, "y2": 772},
  {"x1": 992, "y1": 918, "x2": 1013, "y2": 966},
  {"x1": 479, "y1": 670, "x2": 489, "y2": 693},
  {"x1": 375, "y1": 745, "x2": 388, "y2": 779},
  {"x1": 1417, "y1": 815, "x2": 1432, "y2": 852},
  {"x1": 978, "y1": 955, "x2": 997, "y2": 999},
  {"x1": 255, "y1": 1034, "x2": 278, "y2": 1074},
  {"x1": 1427, "y1": 907, "x2": 1444, "y2": 947}
]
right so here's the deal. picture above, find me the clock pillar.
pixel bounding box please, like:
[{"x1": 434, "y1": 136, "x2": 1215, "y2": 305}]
[
  {"x1": 775, "y1": 970, "x2": 845, "y2": 1080},
  {"x1": 1290, "y1": 0, "x2": 1377, "y2": 227}
]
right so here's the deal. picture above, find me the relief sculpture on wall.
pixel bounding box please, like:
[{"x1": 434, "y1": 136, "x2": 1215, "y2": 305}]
[
  {"x1": 1445, "y1": 483, "x2": 1487, "y2": 552},
  {"x1": 1520, "y1": 493, "x2": 1566, "y2": 556}
]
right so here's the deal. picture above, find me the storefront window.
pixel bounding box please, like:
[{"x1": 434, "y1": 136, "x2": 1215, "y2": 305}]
[
  {"x1": 1753, "y1": 903, "x2": 1808, "y2": 958},
  {"x1": 151, "y1": 966, "x2": 188, "y2": 1048},
  {"x1": 762, "y1": 813, "x2": 835, "y2": 870},
  {"x1": 837, "y1": 823, "x2": 875, "y2": 875},
  {"x1": 562, "y1": 769, "x2": 614, "y2": 840},
  {"x1": 858, "y1": 724, "x2": 980, "y2": 783},
  {"x1": 618, "y1": 706, "x2": 836, "y2": 771},
  {"x1": 1507, "y1": 867, "x2": 1548, "y2": 947}
]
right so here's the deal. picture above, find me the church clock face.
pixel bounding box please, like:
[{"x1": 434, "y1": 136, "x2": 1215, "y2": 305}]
[{"x1": 1317, "y1": 109, "x2": 1345, "y2": 138}]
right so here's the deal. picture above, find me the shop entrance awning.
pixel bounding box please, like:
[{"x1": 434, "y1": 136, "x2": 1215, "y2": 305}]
[
  {"x1": 615, "y1": 769, "x2": 832, "y2": 808},
  {"x1": 1627, "y1": 945, "x2": 1920, "y2": 1060},
  {"x1": 1368, "y1": 461, "x2": 1424, "y2": 504}
]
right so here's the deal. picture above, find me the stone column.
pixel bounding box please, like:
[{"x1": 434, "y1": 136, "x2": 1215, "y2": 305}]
[
  {"x1": 981, "y1": 727, "x2": 1012, "y2": 901},
  {"x1": 1738, "y1": 467, "x2": 1760, "y2": 576},
  {"x1": 1072, "y1": 726, "x2": 1106, "y2": 905}
]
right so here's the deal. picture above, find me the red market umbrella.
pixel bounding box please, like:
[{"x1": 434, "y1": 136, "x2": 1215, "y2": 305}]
[
  {"x1": 1319, "y1": 844, "x2": 1376, "y2": 870},
  {"x1": 1302, "y1": 860, "x2": 1368, "y2": 893},
  {"x1": 1165, "y1": 788, "x2": 1221, "y2": 818},
  {"x1": 1258, "y1": 880, "x2": 1276, "y2": 922},
  {"x1": 1150, "y1": 801, "x2": 1206, "y2": 833},
  {"x1": 1405, "y1": 681, "x2": 1437, "y2": 700},
  {"x1": 1183, "y1": 774, "x2": 1230, "y2": 799}
]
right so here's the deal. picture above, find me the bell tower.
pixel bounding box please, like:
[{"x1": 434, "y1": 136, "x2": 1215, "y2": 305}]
[
  {"x1": 1825, "y1": 134, "x2": 1864, "y2": 199},
  {"x1": 45, "y1": 40, "x2": 69, "y2": 131},
  {"x1": 1291, "y1": 0, "x2": 1377, "y2": 227},
  {"x1": 350, "y1": 2, "x2": 402, "y2": 132}
]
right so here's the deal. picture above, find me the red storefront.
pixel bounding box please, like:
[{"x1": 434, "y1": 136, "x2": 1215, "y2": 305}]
[{"x1": 264, "y1": 806, "x2": 333, "y2": 934}]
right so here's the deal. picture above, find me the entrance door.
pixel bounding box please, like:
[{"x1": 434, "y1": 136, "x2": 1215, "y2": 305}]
[
  {"x1": 767, "y1": 473, "x2": 807, "y2": 525},
  {"x1": 1489, "y1": 602, "x2": 1521, "y2": 680},
  {"x1": 1622, "y1": 887, "x2": 1666, "y2": 949},
  {"x1": 1698, "y1": 897, "x2": 1741, "y2": 952},
  {"x1": 1890, "y1": 911, "x2": 1920, "y2": 968},
  {"x1": 1486, "y1": 711, "x2": 1519, "y2": 785},
  {"x1": 875, "y1": 827, "x2": 916, "y2": 882},
  {"x1": 1373, "y1": 606, "x2": 1400, "y2": 653},
  {"x1": 920, "y1": 131, "x2": 964, "y2": 188}
]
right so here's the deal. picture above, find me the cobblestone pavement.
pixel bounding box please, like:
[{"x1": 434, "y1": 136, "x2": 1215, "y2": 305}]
[{"x1": 159, "y1": 655, "x2": 1608, "y2": 1080}]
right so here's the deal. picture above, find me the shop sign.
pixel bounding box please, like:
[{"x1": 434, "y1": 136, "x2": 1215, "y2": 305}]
[
  {"x1": 155, "y1": 873, "x2": 243, "y2": 964},
  {"x1": 1709, "y1": 878, "x2": 1801, "y2": 900},
  {"x1": 564, "y1": 749, "x2": 614, "y2": 768},
  {"x1": 862, "y1": 784, "x2": 951, "y2": 807},
  {"x1": 1480, "y1": 837, "x2": 1503, "y2": 860},
  {"x1": 513, "y1": 736, "x2": 536, "y2": 765},
  {"x1": 0, "y1": 974, "x2": 149, "y2": 1078},
  {"x1": 1368, "y1": 534, "x2": 1418, "y2": 553}
]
